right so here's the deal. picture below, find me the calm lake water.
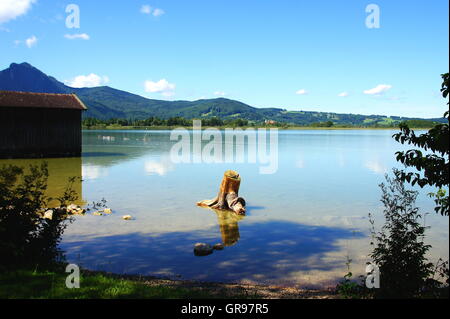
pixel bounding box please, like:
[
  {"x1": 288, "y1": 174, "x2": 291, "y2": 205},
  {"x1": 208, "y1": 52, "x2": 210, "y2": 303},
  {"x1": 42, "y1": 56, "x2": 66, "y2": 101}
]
[{"x1": 2, "y1": 129, "x2": 448, "y2": 288}]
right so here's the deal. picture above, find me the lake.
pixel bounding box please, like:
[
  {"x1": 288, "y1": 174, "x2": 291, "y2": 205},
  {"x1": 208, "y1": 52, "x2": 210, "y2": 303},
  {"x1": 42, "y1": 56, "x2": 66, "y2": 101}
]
[{"x1": 2, "y1": 129, "x2": 448, "y2": 288}]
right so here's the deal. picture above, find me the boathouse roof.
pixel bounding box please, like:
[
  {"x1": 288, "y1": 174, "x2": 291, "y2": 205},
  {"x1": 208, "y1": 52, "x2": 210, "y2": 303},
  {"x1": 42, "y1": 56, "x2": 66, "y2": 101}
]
[{"x1": 0, "y1": 91, "x2": 87, "y2": 111}]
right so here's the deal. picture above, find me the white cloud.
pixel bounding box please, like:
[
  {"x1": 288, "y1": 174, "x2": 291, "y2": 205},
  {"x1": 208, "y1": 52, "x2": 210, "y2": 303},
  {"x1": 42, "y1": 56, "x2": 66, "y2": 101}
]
[
  {"x1": 0, "y1": 0, "x2": 35, "y2": 24},
  {"x1": 214, "y1": 91, "x2": 226, "y2": 97},
  {"x1": 363, "y1": 84, "x2": 392, "y2": 95},
  {"x1": 140, "y1": 5, "x2": 152, "y2": 14},
  {"x1": 296, "y1": 89, "x2": 308, "y2": 95},
  {"x1": 14, "y1": 35, "x2": 37, "y2": 47},
  {"x1": 365, "y1": 160, "x2": 387, "y2": 175},
  {"x1": 144, "y1": 79, "x2": 175, "y2": 97},
  {"x1": 338, "y1": 92, "x2": 349, "y2": 97},
  {"x1": 64, "y1": 33, "x2": 90, "y2": 40},
  {"x1": 65, "y1": 73, "x2": 110, "y2": 88},
  {"x1": 25, "y1": 35, "x2": 37, "y2": 48},
  {"x1": 144, "y1": 158, "x2": 174, "y2": 176},
  {"x1": 141, "y1": 5, "x2": 164, "y2": 17},
  {"x1": 152, "y1": 8, "x2": 165, "y2": 17}
]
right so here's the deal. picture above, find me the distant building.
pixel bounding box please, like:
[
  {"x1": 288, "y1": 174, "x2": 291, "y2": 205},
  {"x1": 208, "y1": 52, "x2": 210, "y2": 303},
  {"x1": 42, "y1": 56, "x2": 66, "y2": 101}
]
[
  {"x1": 264, "y1": 119, "x2": 277, "y2": 125},
  {"x1": 0, "y1": 91, "x2": 87, "y2": 158}
]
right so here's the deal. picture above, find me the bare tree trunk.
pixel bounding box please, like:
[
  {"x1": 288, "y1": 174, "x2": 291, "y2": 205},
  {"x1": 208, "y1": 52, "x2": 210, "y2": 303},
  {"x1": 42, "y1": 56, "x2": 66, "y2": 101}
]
[{"x1": 197, "y1": 170, "x2": 246, "y2": 215}]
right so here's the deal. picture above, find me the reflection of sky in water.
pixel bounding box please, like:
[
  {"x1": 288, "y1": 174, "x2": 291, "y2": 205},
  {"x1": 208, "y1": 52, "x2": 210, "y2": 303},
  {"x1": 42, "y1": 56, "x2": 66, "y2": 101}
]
[
  {"x1": 144, "y1": 156, "x2": 174, "y2": 176},
  {"x1": 82, "y1": 165, "x2": 109, "y2": 180},
  {"x1": 6, "y1": 129, "x2": 446, "y2": 287}
]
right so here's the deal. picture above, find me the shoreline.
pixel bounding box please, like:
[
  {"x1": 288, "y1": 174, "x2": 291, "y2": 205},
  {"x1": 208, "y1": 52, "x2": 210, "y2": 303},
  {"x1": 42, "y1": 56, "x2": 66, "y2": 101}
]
[
  {"x1": 82, "y1": 125, "x2": 432, "y2": 131},
  {"x1": 81, "y1": 269, "x2": 340, "y2": 299},
  {"x1": 1, "y1": 268, "x2": 340, "y2": 299}
]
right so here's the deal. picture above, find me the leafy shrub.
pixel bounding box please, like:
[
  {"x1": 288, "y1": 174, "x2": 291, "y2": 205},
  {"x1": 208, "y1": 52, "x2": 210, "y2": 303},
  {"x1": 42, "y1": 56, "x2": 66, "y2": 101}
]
[
  {"x1": 335, "y1": 257, "x2": 370, "y2": 299},
  {"x1": 369, "y1": 171, "x2": 434, "y2": 298},
  {"x1": 0, "y1": 162, "x2": 77, "y2": 271}
]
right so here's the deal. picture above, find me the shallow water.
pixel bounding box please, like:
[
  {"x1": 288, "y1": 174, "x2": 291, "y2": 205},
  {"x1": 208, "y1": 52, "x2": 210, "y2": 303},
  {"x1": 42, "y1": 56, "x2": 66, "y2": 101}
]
[{"x1": 2, "y1": 129, "x2": 448, "y2": 287}]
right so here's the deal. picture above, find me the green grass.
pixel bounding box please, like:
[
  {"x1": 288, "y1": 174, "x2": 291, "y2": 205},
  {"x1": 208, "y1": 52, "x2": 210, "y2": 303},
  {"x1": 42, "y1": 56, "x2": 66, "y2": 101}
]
[{"x1": 0, "y1": 270, "x2": 248, "y2": 299}]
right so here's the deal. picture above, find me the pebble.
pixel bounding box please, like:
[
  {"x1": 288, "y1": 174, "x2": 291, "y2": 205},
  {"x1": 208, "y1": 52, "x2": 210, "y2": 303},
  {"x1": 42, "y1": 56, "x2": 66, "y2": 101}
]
[{"x1": 43, "y1": 210, "x2": 53, "y2": 220}]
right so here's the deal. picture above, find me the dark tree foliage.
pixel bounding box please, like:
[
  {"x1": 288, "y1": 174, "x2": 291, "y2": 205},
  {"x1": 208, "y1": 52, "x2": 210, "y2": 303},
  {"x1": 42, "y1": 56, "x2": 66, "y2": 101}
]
[
  {"x1": 369, "y1": 171, "x2": 434, "y2": 298},
  {"x1": 393, "y1": 73, "x2": 449, "y2": 216},
  {"x1": 0, "y1": 163, "x2": 76, "y2": 271},
  {"x1": 82, "y1": 116, "x2": 249, "y2": 128},
  {"x1": 311, "y1": 121, "x2": 334, "y2": 127}
]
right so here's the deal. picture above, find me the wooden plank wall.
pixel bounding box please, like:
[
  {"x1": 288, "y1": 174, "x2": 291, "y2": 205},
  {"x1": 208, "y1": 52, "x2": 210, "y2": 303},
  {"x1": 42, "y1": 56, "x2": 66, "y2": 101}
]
[{"x1": 0, "y1": 107, "x2": 82, "y2": 158}]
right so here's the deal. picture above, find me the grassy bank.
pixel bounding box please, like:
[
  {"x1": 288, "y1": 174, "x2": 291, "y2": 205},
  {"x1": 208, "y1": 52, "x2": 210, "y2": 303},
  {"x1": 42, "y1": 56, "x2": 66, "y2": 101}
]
[
  {"x1": 0, "y1": 269, "x2": 340, "y2": 299},
  {"x1": 0, "y1": 270, "x2": 251, "y2": 299}
]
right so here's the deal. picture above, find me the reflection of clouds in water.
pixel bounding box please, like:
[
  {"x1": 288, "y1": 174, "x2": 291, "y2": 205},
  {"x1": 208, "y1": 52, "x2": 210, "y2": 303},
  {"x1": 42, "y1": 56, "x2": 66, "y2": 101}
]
[
  {"x1": 98, "y1": 135, "x2": 116, "y2": 141},
  {"x1": 295, "y1": 150, "x2": 305, "y2": 168},
  {"x1": 365, "y1": 160, "x2": 387, "y2": 175},
  {"x1": 144, "y1": 157, "x2": 175, "y2": 176},
  {"x1": 322, "y1": 215, "x2": 367, "y2": 227},
  {"x1": 337, "y1": 152, "x2": 345, "y2": 168},
  {"x1": 82, "y1": 165, "x2": 109, "y2": 180}
]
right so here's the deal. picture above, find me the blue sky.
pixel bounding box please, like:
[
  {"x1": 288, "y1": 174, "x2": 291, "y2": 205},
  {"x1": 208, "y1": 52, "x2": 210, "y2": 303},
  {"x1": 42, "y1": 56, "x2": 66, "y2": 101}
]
[{"x1": 0, "y1": 0, "x2": 448, "y2": 118}]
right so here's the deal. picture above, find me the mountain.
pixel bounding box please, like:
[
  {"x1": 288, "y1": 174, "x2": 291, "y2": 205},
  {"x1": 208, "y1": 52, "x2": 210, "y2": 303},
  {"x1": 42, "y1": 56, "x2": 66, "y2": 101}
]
[
  {"x1": 0, "y1": 62, "x2": 68, "y2": 94},
  {"x1": 0, "y1": 62, "x2": 272, "y2": 120},
  {"x1": 0, "y1": 62, "x2": 446, "y2": 125}
]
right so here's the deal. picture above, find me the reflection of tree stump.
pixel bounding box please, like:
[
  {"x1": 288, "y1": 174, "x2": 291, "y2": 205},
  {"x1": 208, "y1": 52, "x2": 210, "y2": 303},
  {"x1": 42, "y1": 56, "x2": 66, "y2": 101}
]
[
  {"x1": 214, "y1": 209, "x2": 243, "y2": 246},
  {"x1": 197, "y1": 170, "x2": 246, "y2": 215}
]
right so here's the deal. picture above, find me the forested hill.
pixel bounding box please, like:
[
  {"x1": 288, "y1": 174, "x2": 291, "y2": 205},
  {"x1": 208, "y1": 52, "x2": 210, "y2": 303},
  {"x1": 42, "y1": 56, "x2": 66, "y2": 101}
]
[{"x1": 0, "y1": 62, "x2": 445, "y2": 126}]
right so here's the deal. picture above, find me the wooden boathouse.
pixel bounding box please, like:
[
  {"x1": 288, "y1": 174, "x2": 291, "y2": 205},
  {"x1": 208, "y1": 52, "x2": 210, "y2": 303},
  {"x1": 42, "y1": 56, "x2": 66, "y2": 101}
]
[{"x1": 0, "y1": 91, "x2": 87, "y2": 158}]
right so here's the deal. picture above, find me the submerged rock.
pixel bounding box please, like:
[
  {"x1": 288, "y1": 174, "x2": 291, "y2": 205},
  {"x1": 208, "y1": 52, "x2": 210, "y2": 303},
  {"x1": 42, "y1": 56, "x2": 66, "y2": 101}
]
[
  {"x1": 103, "y1": 208, "x2": 112, "y2": 214},
  {"x1": 194, "y1": 243, "x2": 214, "y2": 256},
  {"x1": 213, "y1": 243, "x2": 224, "y2": 250},
  {"x1": 66, "y1": 204, "x2": 85, "y2": 215},
  {"x1": 67, "y1": 204, "x2": 77, "y2": 213},
  {"x1": 122, "y1": 215, "x2": 133, "y2": 220},
  {"x1": 93, "y1": 211, "x2": 103, "y2": 216}
]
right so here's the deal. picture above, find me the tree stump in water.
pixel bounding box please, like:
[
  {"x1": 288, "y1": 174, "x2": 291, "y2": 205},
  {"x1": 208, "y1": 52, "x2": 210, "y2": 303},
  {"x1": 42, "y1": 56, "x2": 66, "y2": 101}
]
[{"x1": 197, "y1": 170, "x2": 246, "y2": 215}]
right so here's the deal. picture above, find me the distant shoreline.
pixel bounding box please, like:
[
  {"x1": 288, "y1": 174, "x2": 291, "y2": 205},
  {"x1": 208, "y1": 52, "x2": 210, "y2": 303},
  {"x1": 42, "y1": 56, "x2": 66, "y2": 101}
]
[{"x1": 82, "y1": 125, "x2": 432, "y2": 131}]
